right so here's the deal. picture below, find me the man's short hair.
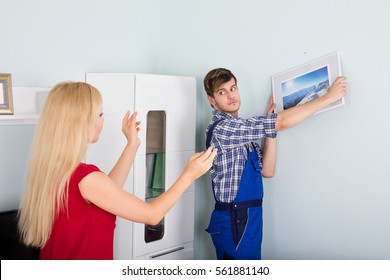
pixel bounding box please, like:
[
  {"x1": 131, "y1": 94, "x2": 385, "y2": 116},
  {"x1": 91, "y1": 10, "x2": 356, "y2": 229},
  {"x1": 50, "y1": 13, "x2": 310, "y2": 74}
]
[{"x1": 203, "y1": 68, "x2": 237, "y2": 97}]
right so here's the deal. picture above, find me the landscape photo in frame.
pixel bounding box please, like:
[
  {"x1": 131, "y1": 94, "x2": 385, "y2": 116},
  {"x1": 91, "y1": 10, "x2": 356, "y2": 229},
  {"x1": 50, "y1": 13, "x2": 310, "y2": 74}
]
[{"x1": 272, "y1": 52, "x2": 344, "y2": 114}]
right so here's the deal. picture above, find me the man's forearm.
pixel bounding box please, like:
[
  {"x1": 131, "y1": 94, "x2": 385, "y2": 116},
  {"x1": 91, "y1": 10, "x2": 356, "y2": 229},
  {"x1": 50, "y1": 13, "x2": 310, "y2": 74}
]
[
  {"x1": 275, "y1": 94, "x2": 333, "y2": 131},
  {"x1": 275, "y1": 76, "x2": 347, "y2": 131}
]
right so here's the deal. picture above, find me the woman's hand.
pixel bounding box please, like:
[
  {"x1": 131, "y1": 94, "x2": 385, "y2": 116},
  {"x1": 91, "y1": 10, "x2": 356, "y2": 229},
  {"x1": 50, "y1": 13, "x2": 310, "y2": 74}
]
[
  {"x1": 182, "y1": 147, "x2": 217, "y2": 181},
  {"x1": 122, "y1": 111, "x2": 141, "y2": 147}
]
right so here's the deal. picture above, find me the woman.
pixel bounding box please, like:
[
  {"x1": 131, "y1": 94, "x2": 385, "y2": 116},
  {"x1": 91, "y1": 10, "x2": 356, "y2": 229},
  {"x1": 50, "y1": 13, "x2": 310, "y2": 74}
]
[{"x1": 17, "y1": 82, "x2": 216, "y2": 259}]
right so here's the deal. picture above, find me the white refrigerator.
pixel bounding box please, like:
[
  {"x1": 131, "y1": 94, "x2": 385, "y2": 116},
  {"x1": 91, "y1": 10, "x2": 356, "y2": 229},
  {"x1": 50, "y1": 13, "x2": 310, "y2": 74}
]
[{"x1": 85, "y1": 73, "x2": 196, "y2": 260}]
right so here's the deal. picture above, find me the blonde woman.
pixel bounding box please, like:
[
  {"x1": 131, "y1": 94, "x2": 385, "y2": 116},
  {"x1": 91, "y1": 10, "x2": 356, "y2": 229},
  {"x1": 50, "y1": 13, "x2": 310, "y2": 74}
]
[{"x1": 18, "y1": 82, "x2": 216, "y2": 260}]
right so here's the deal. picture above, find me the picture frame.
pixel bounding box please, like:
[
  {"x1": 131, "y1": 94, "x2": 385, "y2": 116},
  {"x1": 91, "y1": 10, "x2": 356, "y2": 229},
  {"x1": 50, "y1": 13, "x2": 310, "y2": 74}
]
[
  {"x1": 272, "y1": 52, "x2": 344, "y2": 114},
  {"x1": 0, "y1": 73, "x2": 14, "y2": 115}
]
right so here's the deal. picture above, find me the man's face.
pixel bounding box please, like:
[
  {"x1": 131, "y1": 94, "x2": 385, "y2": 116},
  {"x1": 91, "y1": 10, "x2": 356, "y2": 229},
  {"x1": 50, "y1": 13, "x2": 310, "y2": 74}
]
[{"x1": 208, "y1": 78, "x2": 240, "y2": 117}]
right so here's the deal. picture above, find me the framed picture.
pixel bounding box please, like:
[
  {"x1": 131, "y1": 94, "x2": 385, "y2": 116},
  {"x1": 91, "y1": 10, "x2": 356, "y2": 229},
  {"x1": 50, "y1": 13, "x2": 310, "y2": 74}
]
[
  {"x1": 0, "y1": 73, "x2": 14, "y2": 115},
  {"x1": 272, "y1": 52, "x2": 344, "y2": 114}
]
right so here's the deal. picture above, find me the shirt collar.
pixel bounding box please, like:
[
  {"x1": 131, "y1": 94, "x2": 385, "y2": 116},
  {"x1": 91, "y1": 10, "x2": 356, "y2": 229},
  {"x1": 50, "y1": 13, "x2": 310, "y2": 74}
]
[{"x1": 212, "y1": 110, "x2": 237, "y2": 120}]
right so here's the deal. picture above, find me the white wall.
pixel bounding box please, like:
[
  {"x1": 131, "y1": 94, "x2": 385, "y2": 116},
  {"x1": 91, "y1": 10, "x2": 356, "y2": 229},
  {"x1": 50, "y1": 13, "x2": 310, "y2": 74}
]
[{"x1": 1, "y1": 0, "x2": 389, "y2": 259}]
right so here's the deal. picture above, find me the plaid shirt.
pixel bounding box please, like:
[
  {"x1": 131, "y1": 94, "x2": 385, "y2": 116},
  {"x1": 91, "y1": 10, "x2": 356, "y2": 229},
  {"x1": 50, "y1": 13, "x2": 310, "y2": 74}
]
[{"x1": 206, "y1": 110, "x2": 277, "y2": 202}]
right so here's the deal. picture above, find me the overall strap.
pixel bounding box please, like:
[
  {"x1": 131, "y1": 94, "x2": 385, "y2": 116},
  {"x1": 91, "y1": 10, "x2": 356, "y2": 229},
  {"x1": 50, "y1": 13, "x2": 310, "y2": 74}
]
[
  {"x1": 250, "y1": 141, "x2": 257, "y2": 151},
  {"x1": 206, "y1": 119, "x2": 223, "y2": 148},
  {"x1": 206, "y1": 118, "x2": 223, "y2": 202}
]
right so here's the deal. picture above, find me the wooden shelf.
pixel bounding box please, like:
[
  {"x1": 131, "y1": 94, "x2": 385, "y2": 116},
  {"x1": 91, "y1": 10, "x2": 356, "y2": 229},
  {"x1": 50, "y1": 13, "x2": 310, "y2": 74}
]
[
  {"x1": 0, "y1": 114, "x2": 39, "y2": 125},
  {"x1": 0, "y1": 87, "x2": 49, "y2": 126}
]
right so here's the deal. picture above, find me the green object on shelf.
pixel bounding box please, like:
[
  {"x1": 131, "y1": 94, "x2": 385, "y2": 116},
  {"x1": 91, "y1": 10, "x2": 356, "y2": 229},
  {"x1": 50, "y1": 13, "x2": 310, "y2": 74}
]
[{"x1": 151, "y1": 153, "x2": 165, "y2": 191}]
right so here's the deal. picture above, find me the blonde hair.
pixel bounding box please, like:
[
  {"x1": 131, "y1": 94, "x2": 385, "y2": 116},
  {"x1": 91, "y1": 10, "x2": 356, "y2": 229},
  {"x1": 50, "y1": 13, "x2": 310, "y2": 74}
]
[{"x1": 18, "y1": 82, "x2": 102, "y2": 247}]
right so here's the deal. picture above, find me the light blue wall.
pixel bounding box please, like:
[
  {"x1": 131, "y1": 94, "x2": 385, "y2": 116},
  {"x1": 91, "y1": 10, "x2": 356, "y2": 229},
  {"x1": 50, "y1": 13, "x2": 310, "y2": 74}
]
[
  {"x1": 1, "y1": 0, "x2": 389, "y2": 260},
  {"x1": 159, "y1": 0, "x2": 390, "y2": 260},
  {"x1": 0, "y1": 0, "x2": 161, "y2": 209},
  {"x1": 0, "y1": 0, "x2": 161, "y2": 87},
  {"x1": 0, "y1": 126, "x2": 36, "y2": 211}
]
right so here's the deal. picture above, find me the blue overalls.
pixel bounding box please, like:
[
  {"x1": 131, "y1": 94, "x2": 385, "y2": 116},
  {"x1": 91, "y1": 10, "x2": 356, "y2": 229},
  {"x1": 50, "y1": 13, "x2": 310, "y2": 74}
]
[{"x1": 205, "y1": 120, "x2": 264, "y2": 260}]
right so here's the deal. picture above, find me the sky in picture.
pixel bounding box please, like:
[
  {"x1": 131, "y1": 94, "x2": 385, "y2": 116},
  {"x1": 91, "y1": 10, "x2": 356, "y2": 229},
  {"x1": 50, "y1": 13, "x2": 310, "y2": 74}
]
[{"x1": 282, "y1": 66, "x2": 328, "y2": 97}]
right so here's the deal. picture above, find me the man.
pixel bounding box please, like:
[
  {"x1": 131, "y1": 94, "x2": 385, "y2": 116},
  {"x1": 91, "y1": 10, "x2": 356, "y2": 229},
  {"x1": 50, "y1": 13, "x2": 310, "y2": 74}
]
[{"x1": 204, "y1": 68, "x2": 347, "y2": 260}]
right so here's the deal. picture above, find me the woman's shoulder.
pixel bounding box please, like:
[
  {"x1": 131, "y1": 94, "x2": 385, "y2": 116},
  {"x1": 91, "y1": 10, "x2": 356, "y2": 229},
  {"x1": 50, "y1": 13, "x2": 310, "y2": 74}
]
[
  {"x1": 72, "y1": 163, "x2": 102, "y2": 182},
  {"x1": 77, "y1": 162, "x2": 101, "y2": 172}
]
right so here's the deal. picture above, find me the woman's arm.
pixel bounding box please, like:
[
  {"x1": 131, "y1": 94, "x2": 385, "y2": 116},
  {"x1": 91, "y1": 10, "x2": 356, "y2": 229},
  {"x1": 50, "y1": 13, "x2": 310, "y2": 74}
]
[
  {"x1": 107, "y1": 111, "x2": 140, "y2": 187},
  {"x1": 79, "y1": 147, "x2": 217, "y2": 225}
]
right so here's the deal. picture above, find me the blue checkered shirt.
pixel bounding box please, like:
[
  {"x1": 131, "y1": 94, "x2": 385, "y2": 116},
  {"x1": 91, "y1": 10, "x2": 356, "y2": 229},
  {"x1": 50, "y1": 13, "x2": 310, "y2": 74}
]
[{"x1": 205, "y1": 110, "x2": 277, "y2": 203}]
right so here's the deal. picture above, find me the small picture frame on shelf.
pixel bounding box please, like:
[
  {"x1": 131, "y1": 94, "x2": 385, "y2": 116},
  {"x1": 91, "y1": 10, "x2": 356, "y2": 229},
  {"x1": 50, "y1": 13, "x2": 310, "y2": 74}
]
[
  {"x1": 272, "y1": 52, "x2": 344, "y2": 115},
  {"x1": 0, "y1": 73, "x2": 14, "y2": 115}
]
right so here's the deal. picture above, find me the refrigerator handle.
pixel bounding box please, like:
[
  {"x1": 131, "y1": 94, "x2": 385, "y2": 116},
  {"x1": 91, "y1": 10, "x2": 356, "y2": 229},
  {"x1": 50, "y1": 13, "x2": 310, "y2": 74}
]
[{"x1": 149, "y1": 246, "x2": 185, "y2": 259}]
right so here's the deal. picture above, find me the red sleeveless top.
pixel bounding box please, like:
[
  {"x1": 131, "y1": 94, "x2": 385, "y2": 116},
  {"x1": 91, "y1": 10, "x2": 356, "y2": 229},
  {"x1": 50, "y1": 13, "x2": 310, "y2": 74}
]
[{"x1": 40, "y1": 163, "x2": 116, "y2": 259}]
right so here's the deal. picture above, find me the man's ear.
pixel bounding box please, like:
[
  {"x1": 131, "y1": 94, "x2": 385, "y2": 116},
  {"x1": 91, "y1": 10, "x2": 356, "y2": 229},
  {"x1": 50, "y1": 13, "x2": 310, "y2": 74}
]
[{"x1": 207, "y1": 95, "x2": 215, "y2": 108}]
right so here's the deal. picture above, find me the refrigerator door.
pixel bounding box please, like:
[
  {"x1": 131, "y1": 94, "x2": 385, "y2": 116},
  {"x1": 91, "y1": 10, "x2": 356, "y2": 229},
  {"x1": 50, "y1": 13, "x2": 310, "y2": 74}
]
[
  {"x1": 85, "y1": 73, "x2": 196, "y2": 260},
  {"x1": 132, "y1": 151, "x2": 195, "y2": 259}
]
